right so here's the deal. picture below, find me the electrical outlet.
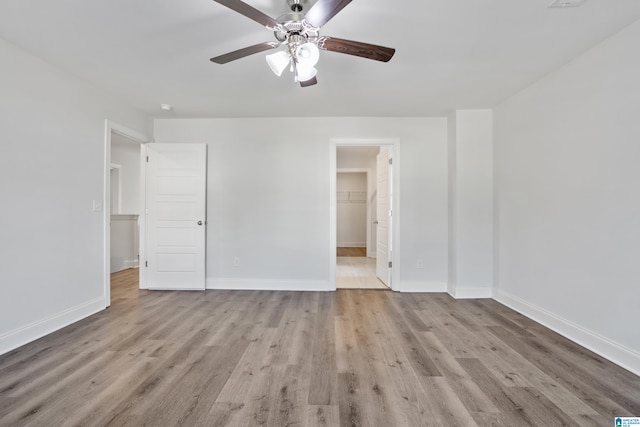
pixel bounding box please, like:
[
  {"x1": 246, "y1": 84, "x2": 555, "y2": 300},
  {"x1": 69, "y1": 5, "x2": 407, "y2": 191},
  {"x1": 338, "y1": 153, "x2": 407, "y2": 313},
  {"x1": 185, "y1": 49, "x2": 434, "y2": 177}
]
[
  {"x1": 93, "y1": 200, "x2": 103, "y2": 212},
  {"x1": 233, "y1": 257, "x2": 240, "y2": 267},
  {"x1": 416, "y1": 259, "x2": 424, "y2": 269}
]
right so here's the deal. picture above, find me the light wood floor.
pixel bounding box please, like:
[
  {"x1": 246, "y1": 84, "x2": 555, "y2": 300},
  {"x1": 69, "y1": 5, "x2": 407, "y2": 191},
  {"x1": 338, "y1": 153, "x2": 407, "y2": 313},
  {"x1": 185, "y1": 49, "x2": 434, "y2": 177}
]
[
  {"x1": 1, "y1": 269, "x2": 639, "y2": 426},
  {"x1": 336, "y1": 257, "x2": 388, "y2": 290},
  {"x1": 337, "y1": 247, "x2": 367, "y2": 257}
]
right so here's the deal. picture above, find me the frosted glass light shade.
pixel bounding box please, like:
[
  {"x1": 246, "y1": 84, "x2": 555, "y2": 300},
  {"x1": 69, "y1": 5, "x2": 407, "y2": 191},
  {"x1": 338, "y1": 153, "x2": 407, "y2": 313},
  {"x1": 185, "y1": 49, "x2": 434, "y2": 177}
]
[
  {"x1": 296, "y1": 42, "x2": 320, "y2": 66},
  {"x1": 266, "y1": 50, "x2": 290, "y2": 76},
  {"x1": 296, "y1": 63, "x2": 317, "y2": 82}
]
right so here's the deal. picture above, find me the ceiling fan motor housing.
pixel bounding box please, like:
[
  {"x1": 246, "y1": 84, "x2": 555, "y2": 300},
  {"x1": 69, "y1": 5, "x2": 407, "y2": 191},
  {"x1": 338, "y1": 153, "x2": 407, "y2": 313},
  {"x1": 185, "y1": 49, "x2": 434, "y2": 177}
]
[
  {"x1": 274, "y1": 12, "x2": 319, "y2": 44},
  {"x1": 287, "y1": 0, "x2": 308, "y2": 12}
]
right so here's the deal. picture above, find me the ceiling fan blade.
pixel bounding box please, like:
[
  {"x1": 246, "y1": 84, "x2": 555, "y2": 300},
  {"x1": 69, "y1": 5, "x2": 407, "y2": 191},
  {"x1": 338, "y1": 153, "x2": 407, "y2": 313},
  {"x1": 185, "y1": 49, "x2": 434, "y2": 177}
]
[
  {"x1": 304, "y1": 0, "x2": 352, "y2": 28},
  {"x1": 300, "y1": 76, "x2": 318, "y2": 87},
  {"x1": 210, "y1": 42, "x2": 279, "y2": 64},
  {"x1": 318, "y1": 37, "x2": 395, "y2": 62},
  {"x1": 212, "y1": 0, "x2": 280, "y2": 29}
]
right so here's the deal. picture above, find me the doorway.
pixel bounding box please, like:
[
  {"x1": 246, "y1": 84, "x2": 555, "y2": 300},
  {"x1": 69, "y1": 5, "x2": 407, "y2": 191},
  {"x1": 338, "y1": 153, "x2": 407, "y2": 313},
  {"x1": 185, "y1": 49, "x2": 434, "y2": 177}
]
[
  {"x1": 109, "y1": 134, "x2": 141, "y2": 274},
  {"x1": 330, "y1": 140, "x2": 400, "y2": 291},
  {"x1": 103, "y1": 121, "x2": 148, "y2": 307},
  {"x1": 336, "y1": 170, "x2": 384, "y2": 288}
]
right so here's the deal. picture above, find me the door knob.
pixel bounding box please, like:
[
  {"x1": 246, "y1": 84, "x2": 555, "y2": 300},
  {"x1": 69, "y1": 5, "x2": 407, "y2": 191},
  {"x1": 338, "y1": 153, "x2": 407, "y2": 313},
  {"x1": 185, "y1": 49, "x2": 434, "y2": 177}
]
[
  {"x1": 197, "y1": 221, "x2": 203, "y2": 225},
  {"x1": 374, "y1": 221, "x2": 379, "y2": 224}
]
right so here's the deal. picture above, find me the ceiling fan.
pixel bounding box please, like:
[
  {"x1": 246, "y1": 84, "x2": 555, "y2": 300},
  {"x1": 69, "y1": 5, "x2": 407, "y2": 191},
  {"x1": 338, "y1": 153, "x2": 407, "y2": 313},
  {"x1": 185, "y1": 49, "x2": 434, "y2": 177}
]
[{"x1": 209, "y1": 0, "x2": 396, "y2": 87}]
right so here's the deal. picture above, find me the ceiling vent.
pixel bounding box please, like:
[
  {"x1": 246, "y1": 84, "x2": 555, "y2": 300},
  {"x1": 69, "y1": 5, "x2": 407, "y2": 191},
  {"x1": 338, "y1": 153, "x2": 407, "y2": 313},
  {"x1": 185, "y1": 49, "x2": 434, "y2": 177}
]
[{"x1": 548, "y1": 0, "x2": 585, "y2": 8}]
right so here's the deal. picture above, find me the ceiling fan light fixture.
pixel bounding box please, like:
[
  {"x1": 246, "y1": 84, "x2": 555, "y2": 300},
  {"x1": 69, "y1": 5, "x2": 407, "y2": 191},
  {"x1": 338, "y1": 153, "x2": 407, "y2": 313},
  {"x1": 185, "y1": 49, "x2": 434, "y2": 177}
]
[
  {"x1": 296, "y1": 42, "x2": 320, "y2": 66},
  {"x1": 296, "y1": 63, "x2": 317, "y2": 82},
  {"x1": 209, "y1": 0, "x2": 395, "y2": 87},
  {"x1": 266, "y1": 50, "x2": 290, "y2": 76}
]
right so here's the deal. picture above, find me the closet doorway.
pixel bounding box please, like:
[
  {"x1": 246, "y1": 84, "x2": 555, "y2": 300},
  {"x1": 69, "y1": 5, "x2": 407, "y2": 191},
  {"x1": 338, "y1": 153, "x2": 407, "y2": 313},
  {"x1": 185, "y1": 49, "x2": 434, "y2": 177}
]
[{"x1": 335, "y1": 146, "x2": 390, "y2": 289}]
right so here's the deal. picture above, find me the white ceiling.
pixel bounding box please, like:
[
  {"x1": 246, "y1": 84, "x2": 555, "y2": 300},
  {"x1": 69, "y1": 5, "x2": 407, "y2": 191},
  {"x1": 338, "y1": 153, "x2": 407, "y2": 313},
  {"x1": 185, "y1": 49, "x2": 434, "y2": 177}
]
[{"x1": 1, "y1": 0, "x2": 639, "y2": 118}]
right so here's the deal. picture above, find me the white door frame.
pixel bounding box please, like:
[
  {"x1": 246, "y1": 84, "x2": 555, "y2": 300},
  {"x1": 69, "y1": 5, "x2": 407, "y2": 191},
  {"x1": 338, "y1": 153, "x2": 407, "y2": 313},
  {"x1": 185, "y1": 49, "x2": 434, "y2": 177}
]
[
  {"x1": 330, "y1": 138, "x2": 401, "y2": 291},
  {"x1": 103, "y1": 120, "x2": 148, "y2": 306}
]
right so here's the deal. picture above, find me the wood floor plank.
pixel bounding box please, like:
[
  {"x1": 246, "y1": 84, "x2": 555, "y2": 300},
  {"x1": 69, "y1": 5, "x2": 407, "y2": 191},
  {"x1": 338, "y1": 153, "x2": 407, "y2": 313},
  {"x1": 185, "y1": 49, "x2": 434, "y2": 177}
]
[
  {"x1": 457, "y1": 357, "x2": 549, "y2": 425},
  {"x1": 233, "y1": 364, "x2": 282, "y2": 426},
  {"x1": 307, "y1": 293, "x2": 338, "y2": 405},
  {"x1": 504, "y1": 386, "x2": 580, "y2": 426},
  {"x1": 488, "y1": 324, "x2": 639, "y2": 417},
  {"x1": 215, "y1": 327, "x2": 278, "y2": 405},
  {"x1": 205, "y1": 402, "x2": 246, "y2": 426},
  {"x1": 382, "y1": 294, "x2": 442, "y2": 377},
  {"x1": 0, "y1": 268, "x2": 639, "y2": 426},
  {"x1": 417, "y1": 376, "x2": 479, "y2": 426},
  {"x1": 266, "y1": 364, "x2": 308, "y2": 427},
  {"x1": 305, "y1": 405, "x2": 340, "y2": 427},
  {"x1": 337, "y1": 372, "x2": 367, "y2": 427},
  {"x1": 414, "y1": 331, "x2": 500, "y2": 415}
]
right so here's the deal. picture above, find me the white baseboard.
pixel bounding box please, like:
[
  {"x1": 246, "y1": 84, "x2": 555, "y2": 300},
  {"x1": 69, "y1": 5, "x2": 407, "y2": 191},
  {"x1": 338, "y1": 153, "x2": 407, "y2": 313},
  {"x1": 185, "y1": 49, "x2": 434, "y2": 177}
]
[
  {"x1": 495, "y1": 289, "x2": 640, "y2": 377},
  {"x1": 337, "y1": 242, "x2": 366, "y2": 248},
  {"x1": 124, "y1": 259, "x2": 139, "y2": 269},
  {"x1": 110, "y1": 259, "x2": 138, "y2": 273},
  {"x1": 207, "y1": 278, "x2": 333, "y2": 291},
  {"x1": 398, "y1": 281, "x2": 447, "y2": 292},
  {"x1": 0, "y1": 297, "x2": 105, "y2": 356},
  {"x1": 448, "y1": 286, "x2": 493, "y2": 299}
]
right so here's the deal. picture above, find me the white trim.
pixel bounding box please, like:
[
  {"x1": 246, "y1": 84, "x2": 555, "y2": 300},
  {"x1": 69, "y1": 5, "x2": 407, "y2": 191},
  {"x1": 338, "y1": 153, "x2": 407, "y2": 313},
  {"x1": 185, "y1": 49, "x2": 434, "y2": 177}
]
[
  {"x1": 0, "y1": 297, "x2": 104, "y2": 356},
  {"x1": 122, "y1": 259, "x2": 139, "y2": 269},
  {"x1": 206, "y1": 278, "x2": 333, "y2": 292},
  {"x1": 448, "y1": 286, "x2": 493, "y2": 299},
  {"x1": 495, "y1": 289, "x2": 640, "y2": 377},
  {"x1": 109, "y1": 121, "x2": 148, "y2": 142},
  {"x1": 330, "y1": 138, "x2": 401, "y2": 291},
  {"x1": 329, "y1": 147, "x2": 337, "y2": 290},
  {"x1": 139, "y1": 144, "x2": 148, "y2": 289},
  {"x1": 447, "y1": 283, "x2": 457, "y2": 295},
  {"x1": 399, "y1": 281, "x2": 447, "y2": 293}
]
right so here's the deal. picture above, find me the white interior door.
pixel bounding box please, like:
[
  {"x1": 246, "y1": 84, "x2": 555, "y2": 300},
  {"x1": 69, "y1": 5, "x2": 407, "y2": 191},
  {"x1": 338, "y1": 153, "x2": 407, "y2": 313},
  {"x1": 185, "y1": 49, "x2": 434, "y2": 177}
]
[
  {"x1": 376, "y1": 149, "x2": 392, "y2": 287},
  {"x1": 145, "y1": 143, "x2": 207, "y2": 290}
]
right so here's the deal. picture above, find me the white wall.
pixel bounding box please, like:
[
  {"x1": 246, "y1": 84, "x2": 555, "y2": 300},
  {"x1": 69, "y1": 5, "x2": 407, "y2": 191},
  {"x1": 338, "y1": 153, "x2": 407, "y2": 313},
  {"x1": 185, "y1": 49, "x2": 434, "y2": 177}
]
[
  {"x1": 447, "y1": 112, "x2": 457, "y2": 295},
  {"x1": 110, "y1": 215, "x2": 139, "y2": 273},
  {"x1": 448, "y1": 110, "x2": 494, "y2": 298},
  {"x1": 336, "y1": 173, "x2": 367, "y2": 247},
  {"x1": 154, "y1": 117, "x2": 449, "y2": 291},
  {"x1": 494, "y1": 20, "x2": 640, "y2": 375},
  {"x1": 110, "y1": 134, "x2": 141, "y2": 214},
  {"x1": 0, "y1": 37, "x2": 151, "y2": 355}
]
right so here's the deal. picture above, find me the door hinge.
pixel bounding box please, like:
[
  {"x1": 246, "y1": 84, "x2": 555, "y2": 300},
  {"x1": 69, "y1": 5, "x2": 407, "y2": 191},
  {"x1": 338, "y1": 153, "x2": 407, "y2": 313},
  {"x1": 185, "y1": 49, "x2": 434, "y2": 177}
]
[
  {"x1": 146, "y1": 155, "x2": 149, "y2": 163},
  {"x1": 145, "y1": 261, "x2": 148, "y2": 267},
  {"x1": 389, "y1": 158, "x2": 393, "y2": 165},
  {"x1": 388, "y1": 261, "x2": 392, "y2": 268}
]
